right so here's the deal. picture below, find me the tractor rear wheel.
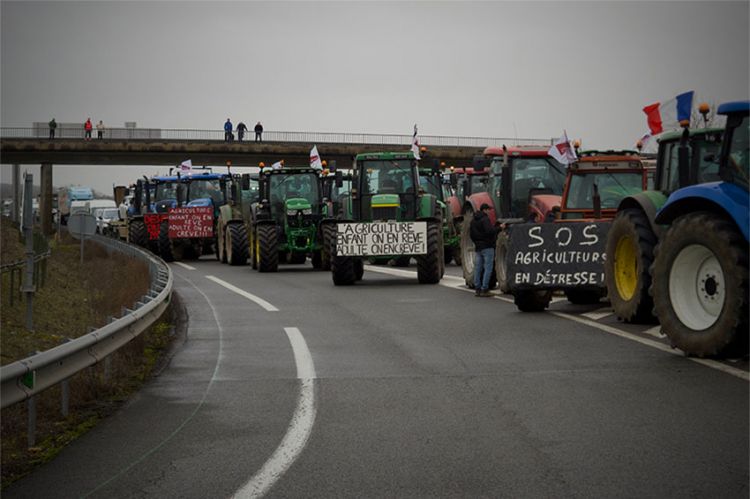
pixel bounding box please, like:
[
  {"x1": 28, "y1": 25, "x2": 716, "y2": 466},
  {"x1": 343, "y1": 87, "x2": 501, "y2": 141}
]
[
  {"x1": 227, "y1": 222, "x2": 249, "y2": 266},
  {"x1": 249, "y1": 226, "x2": 258, "y2": 270},
  {"x1": 320, "y1": 223, "x2": 335, "y2": 271},
  {"x1": 416, "y1": 221, "x2": 442, "y2": 284},
  {"x1": 460, "y1": 210, "x2": 476, "y2": 287},
  {"x1": 331, "y1": 227, "x2": 356, "y2": 285},
  {"x1": 514, "y1": 290, "x2": 552, "y2": 312},
  {"x1": 605, "y1": 208, "x2": 656, "y2": 323},
  {"x1": 217, "y1": 226, "x2": 227, "y2": 263},
  {"x1": 354, "y1": 258, "x2": 364, "y2": 281},
  {"x1": 495, "y1": 231, "x2": 510, "y2": 293},
  {"x1": 158, "y1": 221, "x2": 176, "y2": 262},
  {"x1": 128, "y1": 220, "x2": 148, "y2": 248},
  {"x1": 651, "y1": 212, "x2": 748, "y2": 357},
  {"x1": 257, "y1": 224, "x2": 279, "y2": 272}
]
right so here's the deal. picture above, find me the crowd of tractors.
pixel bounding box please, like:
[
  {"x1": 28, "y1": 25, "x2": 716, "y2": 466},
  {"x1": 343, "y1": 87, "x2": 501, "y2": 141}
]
[{"x1": 103, "y1": 101, "x2": 748, "y2": 360}]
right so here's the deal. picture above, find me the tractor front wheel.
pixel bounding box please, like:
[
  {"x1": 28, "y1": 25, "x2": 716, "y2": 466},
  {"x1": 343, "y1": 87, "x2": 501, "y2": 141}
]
[
  {"x1": 128, "y1": 220, "x2": 148, "y2": 248},
  {"x1": 257, "y1": 224, "x2": 279, "y2": 272},
  {"x1": 605, "y1": 208, "x2": 656, "y2": 322},
  {"x1": 651, "y1": 212, "x2": 748, "y2": 357},
  {"x1": 416, "y1": 221, "x2": 442, "y2": 284},
  {"x1": 217, "y1": 225, "x2": 227, "y2": 263},
  {"x1": 495, "y1": 231, "x2": 510, "y2": 293},
  {"x1": 320, "y1": 223, "x2": 335, "y2": 271},
  {"x1": 514, "y1": 290, "x2": 552, "y2": 312},
  {"x1": 460, "y1": 210, "x2": 475, "y2": 287},
  {"x1": 227, "y1": 222, "x2": 249, "y2": 266}
]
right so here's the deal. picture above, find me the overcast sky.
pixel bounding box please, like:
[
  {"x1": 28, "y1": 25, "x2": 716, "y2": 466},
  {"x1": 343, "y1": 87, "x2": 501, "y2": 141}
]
[{"x1": 1, "y1": 0, "x2": 748, "y2": 193}]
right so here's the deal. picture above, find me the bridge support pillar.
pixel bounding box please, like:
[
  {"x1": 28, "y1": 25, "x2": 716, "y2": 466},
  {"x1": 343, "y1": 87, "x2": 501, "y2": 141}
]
[{"x1": 40, "y1": 163, "x2": 54, "y2": 235}]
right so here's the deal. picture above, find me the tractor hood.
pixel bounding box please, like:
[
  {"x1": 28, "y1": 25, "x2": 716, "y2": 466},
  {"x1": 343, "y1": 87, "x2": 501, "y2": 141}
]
[
  {"x1": 285, "y1": 198, "x2": 312, "y2": 211},
  {"x1": 371, "y1": 194, "x2": 400, "y2": 207}
]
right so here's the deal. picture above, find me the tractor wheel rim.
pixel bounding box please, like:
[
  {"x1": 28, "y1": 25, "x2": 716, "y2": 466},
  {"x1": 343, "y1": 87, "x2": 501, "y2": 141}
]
[
  {"x1": 463, "y1": 239, "x2": 475, "y2": 274},
  {"x1": 668, "y1": 244, "x2": 724, "y2": 330},
  {"x1": 614, "y1": 235, "x2": 638, "y2": 300}
]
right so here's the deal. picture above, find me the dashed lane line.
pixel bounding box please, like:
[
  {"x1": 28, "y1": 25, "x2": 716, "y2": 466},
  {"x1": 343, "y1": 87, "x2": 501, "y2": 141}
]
[
  {"x1": 173, "y1": 262, "x2": 196, "y2": 271},
  {"x1": 205, "y1": 275, "x2": 279, "y2": 312},
  {"x1": 364, "y1": 265, "x2": 749, "y2": 382},
  {"x1": 232, "y1": 327, "x2": 317, "y2": 498}
]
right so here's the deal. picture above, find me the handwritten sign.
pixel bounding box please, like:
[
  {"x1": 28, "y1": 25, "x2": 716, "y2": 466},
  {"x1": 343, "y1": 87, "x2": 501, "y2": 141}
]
[
  {"x1": 336, "y1": 221, "x2": 427, "y2": 256},
  {"x1": 168, "y1": 207, "x2": 214, "y2": 239},
  {"x1": 504, "y1": 221, "x2": 610, "y2": 290},
  {"x1": 144, "y1": 213, "x2": 167, "y2": 240}
]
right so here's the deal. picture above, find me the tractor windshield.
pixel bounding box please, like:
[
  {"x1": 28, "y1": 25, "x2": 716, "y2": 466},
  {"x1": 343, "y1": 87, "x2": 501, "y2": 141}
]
[
  {"x1": 270, "y1": 173, "x2": 320, "y2": 207},
  {"x1": 188, "y1": 179, "x2": 223, "y2": 204},
  {"x1": 566, "y1": 171, "x2": 644, "y2": 209},
  {"x1": 154, "y1": 182, "x2": 178, "y2": 201},
  {"x1": 724, "y1": 114, "x2": 749, "y2": 188},
  {"x1": 331, "y1": 178, "x2": 351, "y2": 202},
  {"x1": 662, "y1": 138, "x2": 722, "y2": 192},
  {"x1": 361, "y1": 160, "x2": 415, "y2": 195},
  {"x1": 419, "y1": 173, "x2": 442, "y2": 199},
  {"x1": 509, "y1": 157, "x2": 566, "y2": 216}
]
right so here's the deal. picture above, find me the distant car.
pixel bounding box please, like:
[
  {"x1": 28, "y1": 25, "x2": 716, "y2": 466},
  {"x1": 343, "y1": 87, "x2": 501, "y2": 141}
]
[{"x1": 94, "y1": 207, "x2": 121, "y2": 234}]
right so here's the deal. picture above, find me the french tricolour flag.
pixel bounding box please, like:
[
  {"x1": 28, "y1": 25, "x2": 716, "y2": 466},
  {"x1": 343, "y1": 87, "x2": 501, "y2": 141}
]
[{"x1": 642, "y1": 91, "x2": 694, "y2": 135}]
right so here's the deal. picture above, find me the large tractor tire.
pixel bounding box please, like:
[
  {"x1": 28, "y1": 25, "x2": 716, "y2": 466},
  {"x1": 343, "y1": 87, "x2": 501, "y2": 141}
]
[
  {"x1": 216, "y1": 225, "x2": 228, "y2": 263},
  {"x1": 320, "y1": 223, "x2": 335, "y2": 271},
  {"x1": 605, "y1": 208, "x2": 656, "y2": 323},
  {"x1": 158, "y1": 221, "x2": 177, "y2": 262},
  {"x1": 514, "y1": 290, "x2": 553, "y2": 312},
  {"x1": 460, "y1": 210, "x2": 476, "y2": 287},
  {"x1": 331, "y1": 226, "x2": 356, "y2": 285},
  {"x1": 227, "y1": 222, "x2": 249, "y2": 266},
  {"x1": 354, "y1": 258, "x2": 364, "y2": 281},
  {"x1": 257, "y1": 224, "x2": 279, "y2": 272},
  {"x1": 651, "y1": 212, "x2": 749, "y2": 357},
  {"x1": 249, "y1": 227, "x2": 258, "y2": 270},
  {"x1": 128, "y1": 220, "x2": 148, "y2": 248},
  {"x1": 495, "y1": 231, "x2": 510, "y2": 293},
  {"x1": 416, "y1": 221, "x2": 442, "y2": 284}
]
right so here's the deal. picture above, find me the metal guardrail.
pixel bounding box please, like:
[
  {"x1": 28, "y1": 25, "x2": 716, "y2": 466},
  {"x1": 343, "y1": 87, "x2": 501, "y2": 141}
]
[
  {"x1": 0, "y1": 127, "x2": 553, "y2": 148},
  {"x1": 0, "y1": 235, "x2": 173, "y2": 409}
]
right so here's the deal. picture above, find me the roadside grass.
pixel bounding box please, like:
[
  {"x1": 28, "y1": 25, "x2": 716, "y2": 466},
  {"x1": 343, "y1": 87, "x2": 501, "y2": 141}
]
[{"x1": 1, "y1": 217, "x2": 180, "y2": 488}]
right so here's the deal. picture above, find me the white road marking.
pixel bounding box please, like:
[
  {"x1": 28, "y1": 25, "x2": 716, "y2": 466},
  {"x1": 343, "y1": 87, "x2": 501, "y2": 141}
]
[
  {"x1": 581, "y1": 307, "x2": 614, "y2": 321},
  {"x1": 233, "y1": 327, "x2": 317, "y2": 499},
  {"x1": 365, "y1": 265, "x2": 749, "y2": 382},
  {"x1": 205, "y1": 275, "x2": 279, "y2": 312},
  {"x1": 173, "y1": 262, "x2": 196, "y2": 270}
]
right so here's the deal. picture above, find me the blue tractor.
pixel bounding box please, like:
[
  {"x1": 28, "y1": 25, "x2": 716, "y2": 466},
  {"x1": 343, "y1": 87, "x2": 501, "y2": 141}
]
[{"x1": 651, "y1": 101, "x2": 749, "y2": 357}]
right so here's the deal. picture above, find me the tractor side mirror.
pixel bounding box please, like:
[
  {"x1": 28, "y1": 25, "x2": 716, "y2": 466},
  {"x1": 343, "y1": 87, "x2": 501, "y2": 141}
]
[
  {"x1": 592, "y1": 182, "x2": 602, "y2": 219},
  {"x1": 219, "y1": 177, "x2": 227, "y2": 192},
  {"x1": 134, "y1": 180, "x2": 143, "y2": 212},
  {"x1": 677, "y1": 127, "x2": 691, "y2": 188},
  {"x1": 335, "y1": 170, "x2": 343, "y2": 188},
  {"x1": 241, "y1": 173, "x2": 250, "y2": 190},
  {"x1": 432, "y1": 159, "x2": 440, "y2": 173},
  {"x1": 450, "y1": 173, "x2": 458, "y2": 190},
  {"x1": 176, "y1": 184, "x2": 185, "y2": 205}
]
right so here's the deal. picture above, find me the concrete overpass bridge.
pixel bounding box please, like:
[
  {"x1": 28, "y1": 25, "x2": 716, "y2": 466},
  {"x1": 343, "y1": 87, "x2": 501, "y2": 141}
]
[{"x1": 1, "y1": 126, "x2": 552, "y2": 233}]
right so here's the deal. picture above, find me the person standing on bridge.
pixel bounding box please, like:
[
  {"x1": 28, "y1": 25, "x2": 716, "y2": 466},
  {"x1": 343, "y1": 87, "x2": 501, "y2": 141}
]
[
  {"x1": 470, "y1": 203, "x2": 499, "y2": 297},
  {"x1": 236, "y1": 121, "x2": 247, "y2": 142},
  {"x1": 48, "y1": 118, "x2": 57, "y2": 140},
  {"x1": 224, "y1": 118, "x2": 233, "y2": 142},
  {"x1": 96, "y1": 120, "x2": 105, "y2": 140},
  {"x1": 84, "y1": 118, "x2": 93, "y2": 141},
  {"x1": 254, "y1": 121, "x2": 263, "y2": 142}
]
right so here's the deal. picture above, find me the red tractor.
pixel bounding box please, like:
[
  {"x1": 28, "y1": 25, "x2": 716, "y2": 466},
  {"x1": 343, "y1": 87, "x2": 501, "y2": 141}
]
[{"x1": 459, "y1": 145, "x2": 567, "y2": 288}]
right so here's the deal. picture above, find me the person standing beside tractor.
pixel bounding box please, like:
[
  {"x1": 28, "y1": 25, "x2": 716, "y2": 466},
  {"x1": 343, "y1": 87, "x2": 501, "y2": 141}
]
[{"x1": 470, "y1": 203, "x2": 498, "y2": 297}]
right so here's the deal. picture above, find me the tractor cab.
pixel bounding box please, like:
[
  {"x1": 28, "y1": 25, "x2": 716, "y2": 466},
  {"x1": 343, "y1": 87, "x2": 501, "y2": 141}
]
[
  {"x1": 182, "y1": 172, "x2": 230, "y2": 217},
  {"x1": 560, "y1": 150, "x2": 648, "y2": 220},
  {"x1": 259, "y1": 166, "x2": 322, "y2": 225},
  {"x1": 655, "y1": 127, "x2": 724, "y2": 193},
  {"x1": 352, "y1": 152, "x2": 420, "y2": 222},
  {"x1": 150, "y1": 175, "x2": 181, "y2": 214}
]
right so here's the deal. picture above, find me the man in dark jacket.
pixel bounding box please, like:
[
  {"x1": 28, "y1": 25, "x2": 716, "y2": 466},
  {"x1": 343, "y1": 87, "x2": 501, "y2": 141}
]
[
  {"x1": 236, "y1": 121, "x2": 247, "y2": 142},
  {"x1": 254, "y1": 121, "x2": 263, "y2": 142},
  {"x1": 470, "y1": 203, "x2": 498, "y2": 296}
]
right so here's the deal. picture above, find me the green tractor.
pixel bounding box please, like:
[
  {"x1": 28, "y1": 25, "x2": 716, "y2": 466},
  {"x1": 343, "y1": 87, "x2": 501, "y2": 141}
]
[
  {"x1": 249, "y1": 165, "x2": 324, "y2": 272},
  {"x1": 320, "y1": 166, "x2": 352, "y2": 270},
  {"x1": 418, "y1": 162, "x2": 460, "y2": 265},
  {"x1": 330, "y1": 151, "x2": 444, "y2": 285},
  {"x1": 604, "y1": 126, "x2": 724, "y2": 322},
  {"x1": 216, "y1": 173, "x2": 259, "y2": 266}
]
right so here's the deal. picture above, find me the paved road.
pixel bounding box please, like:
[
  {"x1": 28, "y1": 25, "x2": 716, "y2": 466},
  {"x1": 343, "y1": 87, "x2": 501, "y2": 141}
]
[{"x1": 6, "y1": 259, "x2": 749, "y2": 498}]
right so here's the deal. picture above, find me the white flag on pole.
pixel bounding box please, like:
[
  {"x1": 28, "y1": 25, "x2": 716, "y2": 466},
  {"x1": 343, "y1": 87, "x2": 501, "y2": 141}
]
[
  {"x1": 180, "y1": 159, "x2": 193, "y2": 172},
  {"x1": 271, "y1": 160, "x2": 284, "y2": 170},
  {"x1": 310, "y1": 145, "x2": 323, "y2": 170},
  {"x1": 548, "y1": 131, "x2": 577, "y2": 165},
  {"x1": 411, "y1": 124, "x2": 421, "y2": 160}
]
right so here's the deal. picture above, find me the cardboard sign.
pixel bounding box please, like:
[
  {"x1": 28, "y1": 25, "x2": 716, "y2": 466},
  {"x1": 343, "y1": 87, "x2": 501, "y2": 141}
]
[
  {"x1": 144, "y1": 213, "x2": 167, "y2": 240},
  {"x1": 336, "y1": 221, "x2": 427, "y2": 256},
  {"x1": 504, "y1": 221, "x2": 610, "y2": 290},
  {"x1": 168, "y1": 207, "x2": 214, "y2": 239}
]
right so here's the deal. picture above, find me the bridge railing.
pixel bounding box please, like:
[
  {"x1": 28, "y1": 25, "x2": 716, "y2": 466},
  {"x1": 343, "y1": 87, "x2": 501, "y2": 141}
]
[{"x1": 1, "y1": 127, "x2": 552, "y2": 148}]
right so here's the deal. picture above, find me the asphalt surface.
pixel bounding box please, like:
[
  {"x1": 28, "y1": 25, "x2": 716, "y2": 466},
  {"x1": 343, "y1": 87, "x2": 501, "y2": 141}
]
[{"x1": 5, "y1": 258, "x2": 749, "y2": 498}]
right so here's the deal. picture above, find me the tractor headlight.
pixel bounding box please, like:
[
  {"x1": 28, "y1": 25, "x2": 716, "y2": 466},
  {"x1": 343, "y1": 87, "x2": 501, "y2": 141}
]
[{"x1": 302, "y1": 208, "x2": 312, "y2": 215}]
